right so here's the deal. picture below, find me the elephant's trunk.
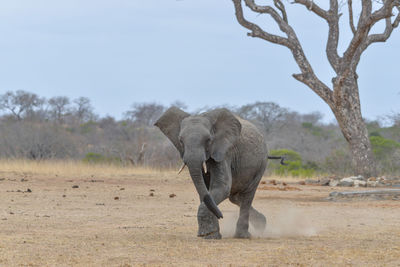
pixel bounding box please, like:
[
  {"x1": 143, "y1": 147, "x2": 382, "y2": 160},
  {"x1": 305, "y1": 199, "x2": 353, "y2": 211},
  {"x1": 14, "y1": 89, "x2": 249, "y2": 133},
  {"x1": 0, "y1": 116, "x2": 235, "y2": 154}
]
[{"x1": 187, "y1": 162, "x2": 223, "y2": 219}]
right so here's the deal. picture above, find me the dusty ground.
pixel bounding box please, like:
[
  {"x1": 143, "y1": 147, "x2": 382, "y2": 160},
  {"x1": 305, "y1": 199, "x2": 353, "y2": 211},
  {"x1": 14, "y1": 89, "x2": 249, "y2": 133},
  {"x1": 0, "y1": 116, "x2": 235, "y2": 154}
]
[{"x1": 0, "y1": 161, "x2": 400, "y2": 266}]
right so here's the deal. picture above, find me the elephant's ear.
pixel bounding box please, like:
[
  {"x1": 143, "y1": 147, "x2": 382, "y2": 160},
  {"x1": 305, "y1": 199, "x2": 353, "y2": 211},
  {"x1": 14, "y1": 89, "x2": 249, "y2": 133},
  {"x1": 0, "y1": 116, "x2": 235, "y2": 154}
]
[
  {"x1": 154, "y1": 107, "x2": 190, "y2": 157},
  {"x1": 204, "y1": 108, "x2": 241, "y2": 162}
]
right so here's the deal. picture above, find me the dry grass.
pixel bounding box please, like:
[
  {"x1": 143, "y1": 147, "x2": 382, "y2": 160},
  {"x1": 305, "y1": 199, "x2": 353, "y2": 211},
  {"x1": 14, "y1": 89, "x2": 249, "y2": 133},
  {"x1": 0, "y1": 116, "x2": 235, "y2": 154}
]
[
  {"x1": 0, "y1": 159, "x2": 174, "y2": 178},
  {"x1": 0, "y1": 160, "x2": 399, "y2": 266}
]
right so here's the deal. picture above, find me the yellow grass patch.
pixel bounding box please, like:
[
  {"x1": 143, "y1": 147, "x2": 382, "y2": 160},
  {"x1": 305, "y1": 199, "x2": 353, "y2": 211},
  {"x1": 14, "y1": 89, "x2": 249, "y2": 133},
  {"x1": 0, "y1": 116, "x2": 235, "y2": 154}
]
[{"x1": 0, "y1": 159, "x2": 174, "y2": 178}]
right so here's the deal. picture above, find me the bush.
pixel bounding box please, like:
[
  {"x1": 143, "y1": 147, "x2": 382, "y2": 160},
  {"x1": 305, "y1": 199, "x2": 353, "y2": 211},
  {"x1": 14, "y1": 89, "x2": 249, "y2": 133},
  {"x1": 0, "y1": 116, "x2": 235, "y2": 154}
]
[
  {"x1": 323, "y1": 148, "x2": 353, "y2": 176},
  {"x1": 82, "y1": 152, "x2": 120, "y2": 164},
  {"x1": 370, "y1": 136, "x2": 400, "y2": 174},
  {"x1": 268, "y1": 149, "x2": 317, "y2": 177}
]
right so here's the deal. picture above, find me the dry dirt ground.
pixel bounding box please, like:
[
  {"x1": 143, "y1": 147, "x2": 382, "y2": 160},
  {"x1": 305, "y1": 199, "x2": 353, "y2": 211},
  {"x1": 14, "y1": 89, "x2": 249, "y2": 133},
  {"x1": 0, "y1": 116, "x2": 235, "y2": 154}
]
[{"x1": 0, "y1": 161, "x2": 400, "y2": 266}]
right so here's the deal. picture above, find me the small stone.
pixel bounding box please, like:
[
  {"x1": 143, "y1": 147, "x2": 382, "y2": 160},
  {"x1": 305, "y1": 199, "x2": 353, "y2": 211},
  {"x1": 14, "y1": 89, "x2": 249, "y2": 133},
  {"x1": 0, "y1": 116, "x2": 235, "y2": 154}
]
[
  {"x1": 299, "y1": 181, "x2": 306, "y2": 185},
  {"x1": 149, "y1": 192, "x2": 154, "y2": 197},
  {"x1": 62, "y1": 195, "x2": 66, "y2": 197},
  {"x1": 150, "y1": 189, "x2": 155, "y2": 192},
  {"x1": 354, "y1": 180, "x2": 366, "y2": 188},
  {"x1": 329, "y1": 179, "x2": 339, "y2": 187},
  {"x1": 120, "y1": 188, "x2": 125, "y2": 190},
  {"x1": 339, "y1": 178, "x2": 355, "y2": 187},
  {"x1": 260, "y1": 181, "x2": 266, "y2": 184},
  {"x1": 319, "y1": 178, "x2": 331, "y2": 186},
  {"x1": 114, "y1": 196, "x2": 119, "y2": 200},
  {"x1": 26, "y1": 188, "x2": 32, "y2": 193},
  {"x1": 169, "y1": 193, "x2": 176, "y2": 198},
  {"x1": 282, "y1": 182, "x2": 287, "y2": 186},
  {"x1": 367, "y1": 181, "x2": 378, "y2": 187},
  {"x1": 368, "y1": 177, "x2": 377, "y2": 182},
  {"x1": 72, "y1": 185, "x2": 79, "y2": 189}
]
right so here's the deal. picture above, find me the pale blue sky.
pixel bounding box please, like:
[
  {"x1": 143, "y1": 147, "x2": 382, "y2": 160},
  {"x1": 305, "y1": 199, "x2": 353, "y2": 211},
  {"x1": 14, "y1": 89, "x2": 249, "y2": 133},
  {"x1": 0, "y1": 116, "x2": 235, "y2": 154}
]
[{"x1": 0, "y1": 0, "x2": 398, "y2": 123}]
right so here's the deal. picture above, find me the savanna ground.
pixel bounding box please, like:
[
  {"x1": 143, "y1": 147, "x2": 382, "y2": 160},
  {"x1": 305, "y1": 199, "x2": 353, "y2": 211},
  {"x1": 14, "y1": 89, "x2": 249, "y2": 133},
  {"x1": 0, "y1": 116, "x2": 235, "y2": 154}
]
[{"x1": 0, "y1": 161, "x2": 399, "y2": 266}]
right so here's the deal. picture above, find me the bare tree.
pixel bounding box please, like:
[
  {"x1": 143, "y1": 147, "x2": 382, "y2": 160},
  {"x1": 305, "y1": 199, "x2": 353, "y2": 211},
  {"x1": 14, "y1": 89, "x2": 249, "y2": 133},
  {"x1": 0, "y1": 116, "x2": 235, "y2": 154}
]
[
  {"x1": 48, "y1": 96, "x2": 71, "y2": 123},
  {"x1": 124, "y1": 102, "x2": 165, "y2": 126},
  {"x1": 0, "y1": 90, "x2": 44, "y2": 121},
  {"x1": 231, "y1": 0, "x2": 400, "y2": 177},
  {"x1": 73, "y1": 97, "x2": 95, "y2": 123},
  {"x1": 236, "y1": 101, "x2": 289, "y2": 134}
]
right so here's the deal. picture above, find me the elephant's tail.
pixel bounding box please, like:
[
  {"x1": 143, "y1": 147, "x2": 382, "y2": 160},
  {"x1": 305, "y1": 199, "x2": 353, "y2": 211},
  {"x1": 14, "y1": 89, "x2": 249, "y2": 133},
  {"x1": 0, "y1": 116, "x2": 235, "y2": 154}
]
[{"x1": 267, "y1": 156, "x2": 287, "y2": 166}]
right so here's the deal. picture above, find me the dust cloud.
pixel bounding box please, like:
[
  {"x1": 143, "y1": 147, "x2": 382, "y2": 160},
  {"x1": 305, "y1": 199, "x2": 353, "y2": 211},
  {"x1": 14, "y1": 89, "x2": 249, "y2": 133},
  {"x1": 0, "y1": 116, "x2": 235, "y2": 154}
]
[{"x1": 220, "y1": 205, "x2": 318, "y2": 238}]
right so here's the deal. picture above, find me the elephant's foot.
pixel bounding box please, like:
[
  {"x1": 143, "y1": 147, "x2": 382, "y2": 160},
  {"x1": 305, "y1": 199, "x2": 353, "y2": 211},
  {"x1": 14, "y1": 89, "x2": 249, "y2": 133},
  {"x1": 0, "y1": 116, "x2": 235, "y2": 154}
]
[
  {"x1": 198, "y1": 231, "x2": 222, "y2": 239},
  {"x1": 197, "y1": 203, "x2": 220, "y2": 239},
  {"x1": 234, "y1": 230, "x2": 251, "y2": 239},
  {"x1": 197, "y1": 223, "x2": 221, "y2": 239},
  {"x1": 250, "y1": 209, "x2": 266, "y2": 234}
]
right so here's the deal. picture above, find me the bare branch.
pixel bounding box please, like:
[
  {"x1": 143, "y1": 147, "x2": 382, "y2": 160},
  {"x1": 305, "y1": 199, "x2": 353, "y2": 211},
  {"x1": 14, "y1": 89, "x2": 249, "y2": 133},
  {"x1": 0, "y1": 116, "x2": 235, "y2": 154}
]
[
  {"x1": 292, "y1": 73, "x2": 335, "y2": 107},
  {"x1": 232, "y1": 0, "x2": 334, "y2": 107},
  {"x1": 325, "y1": 0, "x2": 341, "y2": 73},
  {"x1": 274, "y1": 0, "x2": 288, "y2": 23},
  {"x1": 232, "y1": 0, "x2": 292, "y2": 48},
  {"x1": 294, "y1": 0, "x2": 341, "y2": 73},
  {"x1": 243, "y1": 0, "x2": 293, "y2": 36},
  {"x1": 348, "y1": 0, "x2": 357, "y2": 34},
  {"x1": 365, "y1": 17, "x2": 395, "y2": 46},
  {"x1": 393, "y1": 6, "x2": 400, "y2": 28},
  {"x1": 341, "y1": 1, "x2": 397, "y2": 75},
  {"x1": 293, "y1": 0, "x2": 330, "y2": 20}
]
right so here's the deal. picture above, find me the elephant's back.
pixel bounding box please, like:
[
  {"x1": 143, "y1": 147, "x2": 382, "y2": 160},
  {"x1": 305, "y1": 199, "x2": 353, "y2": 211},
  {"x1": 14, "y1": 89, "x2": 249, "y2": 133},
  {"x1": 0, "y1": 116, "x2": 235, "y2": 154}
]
[{"x1": 237, "y1": 118, "x2": 267, "y2": 155}]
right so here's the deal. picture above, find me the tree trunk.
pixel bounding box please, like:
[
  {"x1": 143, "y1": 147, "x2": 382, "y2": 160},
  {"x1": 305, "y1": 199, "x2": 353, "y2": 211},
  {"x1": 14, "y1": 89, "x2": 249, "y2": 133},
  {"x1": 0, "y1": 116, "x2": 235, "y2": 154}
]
[{"x1": 331, "y1": 75, "x2": 377, "y2": 177}]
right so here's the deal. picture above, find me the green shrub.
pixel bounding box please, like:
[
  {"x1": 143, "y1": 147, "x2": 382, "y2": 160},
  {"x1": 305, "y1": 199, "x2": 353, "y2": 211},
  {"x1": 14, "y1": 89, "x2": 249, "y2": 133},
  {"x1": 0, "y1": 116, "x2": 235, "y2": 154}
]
[
  {"x1": 82, "y1": 152, "x2": 105, "y2": 163},
  {"x1": 370, "y1": 136, "x2": 400, "y2": 174},
  {"x1": 268, "y1": 149, "x2": 317, "y2": 177},
  {"x1": 370, "y1": 136, "x2": 400, "y2": 158},
  {"x1": 82, "y1": 152, "x2": 121, "y2": 165}
]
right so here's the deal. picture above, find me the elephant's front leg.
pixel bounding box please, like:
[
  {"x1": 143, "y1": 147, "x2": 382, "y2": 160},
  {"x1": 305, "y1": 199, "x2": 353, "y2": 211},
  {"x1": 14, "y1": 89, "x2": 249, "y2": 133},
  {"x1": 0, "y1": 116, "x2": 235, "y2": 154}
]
[{"x1": 197, "y1": 161, "x2": 231, "y2": 239}]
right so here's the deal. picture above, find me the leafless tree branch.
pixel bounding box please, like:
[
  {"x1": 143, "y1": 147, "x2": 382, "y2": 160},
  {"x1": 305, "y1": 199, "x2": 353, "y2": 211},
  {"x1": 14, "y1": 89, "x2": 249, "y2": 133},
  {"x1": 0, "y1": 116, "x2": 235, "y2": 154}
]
[
  {"x1": 232, "y1": 0, "x2": 292, "y2": 47},
  {"x1": 274, "y1": 0, "x2": 288, "y2": 23},
  {"x1": 348, "y1": 0, "x2": 357, "y2": 34},
  {"x1": 293, "y1": 0, "x2": 341, "y2": 73},
  {"x1": 292, "y1": 0, "x2": 330, "y2": 20},
  {"x1": 338, "y1": 0, "x2": 398, "y2": 83},
  {"x1": 233, "y1": 0, "x2": 334, "y2": 107}
]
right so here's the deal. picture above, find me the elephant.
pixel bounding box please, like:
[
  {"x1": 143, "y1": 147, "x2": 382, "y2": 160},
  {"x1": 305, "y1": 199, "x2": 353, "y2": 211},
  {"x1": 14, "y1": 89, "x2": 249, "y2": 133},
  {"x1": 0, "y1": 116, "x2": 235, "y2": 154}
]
[{"x1": 155, "y1": 107, "x2": 275, "y2": 239}]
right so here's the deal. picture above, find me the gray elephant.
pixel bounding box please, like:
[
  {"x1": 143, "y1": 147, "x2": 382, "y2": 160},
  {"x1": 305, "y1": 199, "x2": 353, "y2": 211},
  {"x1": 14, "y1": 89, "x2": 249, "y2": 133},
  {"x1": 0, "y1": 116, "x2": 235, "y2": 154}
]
[{"x1": 155, "y1": 107, "x2": 275, "y2": 239}]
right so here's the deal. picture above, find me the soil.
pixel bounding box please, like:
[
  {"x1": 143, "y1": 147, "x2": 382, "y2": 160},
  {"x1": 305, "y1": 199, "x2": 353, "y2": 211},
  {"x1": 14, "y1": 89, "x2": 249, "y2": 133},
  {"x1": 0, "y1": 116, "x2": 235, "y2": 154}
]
[{"x1": 1, "y1": 170, "x2": 400, "y2": 266}]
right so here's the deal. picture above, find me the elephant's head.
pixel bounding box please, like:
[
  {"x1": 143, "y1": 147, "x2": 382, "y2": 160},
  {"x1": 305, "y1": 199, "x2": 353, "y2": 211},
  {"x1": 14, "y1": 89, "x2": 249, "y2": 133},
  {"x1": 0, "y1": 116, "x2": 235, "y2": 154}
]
[{"x1": 155, "y1": 107, "x2": 241, "y2": 219}]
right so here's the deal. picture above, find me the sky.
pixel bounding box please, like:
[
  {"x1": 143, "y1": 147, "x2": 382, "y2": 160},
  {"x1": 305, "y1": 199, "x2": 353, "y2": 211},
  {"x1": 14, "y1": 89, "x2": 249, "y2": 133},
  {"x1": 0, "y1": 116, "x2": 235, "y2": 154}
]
[{"x1": 0, "y1": 0, "x2": 398, "y2": 123}]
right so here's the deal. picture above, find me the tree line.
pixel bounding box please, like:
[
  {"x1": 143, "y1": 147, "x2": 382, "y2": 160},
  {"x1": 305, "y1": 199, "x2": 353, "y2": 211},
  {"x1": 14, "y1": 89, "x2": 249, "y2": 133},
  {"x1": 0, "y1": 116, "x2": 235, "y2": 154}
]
[{"x1": 0, "y1": 90, "x2": 399, "y2": 176}]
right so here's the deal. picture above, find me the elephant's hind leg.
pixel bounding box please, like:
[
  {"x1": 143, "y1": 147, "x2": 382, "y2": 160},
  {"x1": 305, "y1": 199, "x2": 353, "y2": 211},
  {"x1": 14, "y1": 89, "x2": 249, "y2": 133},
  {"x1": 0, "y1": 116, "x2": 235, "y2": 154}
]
[
  {"x1": 229, "y1": 167, "x2": 266, "y2": 238},
  {"x1": 230, "y1": 195, "x2": 266, "y2": 234},
  {"x1": 249, "y1": 207, "x2": 266, "y2": 234}
]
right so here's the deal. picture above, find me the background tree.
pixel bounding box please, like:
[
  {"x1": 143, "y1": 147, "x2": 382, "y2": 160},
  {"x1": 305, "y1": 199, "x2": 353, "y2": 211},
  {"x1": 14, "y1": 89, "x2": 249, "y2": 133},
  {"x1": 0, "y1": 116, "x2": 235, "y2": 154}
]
[
  {"x1": 48, "y1": 96, "x2": 71, "y2": 123},
  {"x1": 231, "y1": 0, "x2": 400, "y2": 177},
  {"x1": 124, "y1": 102, "x2": 165, "y2": 126},
  {"x1": 72, "y1": 97, "x2": 96, "y2": 123},
  {"x1": 236, "y1": 101, "x2": 289, "y2": 134},
  {"x1": 0, "y1": 90, "x2": 44, "y2": 121}
]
